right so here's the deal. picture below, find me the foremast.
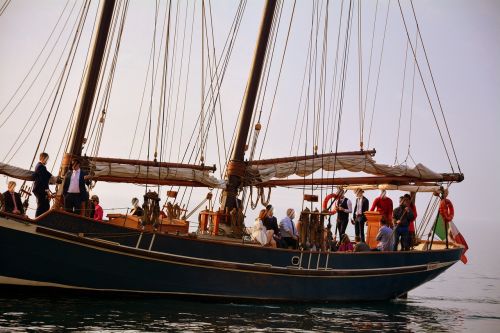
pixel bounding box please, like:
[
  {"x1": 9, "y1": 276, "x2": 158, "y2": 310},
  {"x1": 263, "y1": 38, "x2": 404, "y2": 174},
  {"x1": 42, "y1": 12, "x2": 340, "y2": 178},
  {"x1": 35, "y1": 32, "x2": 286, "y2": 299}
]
[
  {"x1": 55, "y1": 0, "x2": 117, "y2": 205},
  {"x1": 221, "y1": 0, "x2": 278, "y2": 211}
]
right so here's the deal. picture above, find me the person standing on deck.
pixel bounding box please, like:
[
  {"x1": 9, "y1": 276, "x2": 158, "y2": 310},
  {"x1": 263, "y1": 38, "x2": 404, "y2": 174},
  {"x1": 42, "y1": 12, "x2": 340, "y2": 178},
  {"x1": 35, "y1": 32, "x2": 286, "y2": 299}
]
[
  {"x1": 63, "y1": 158, "x2": 90, "y2": 215},
  {"x1": 335, "y1": 191, "x2": 352, "y2": 239},
  {"x1": 370, "y1": 189, "x2": 394, "y2": 228},
  {"x1": 90, "y1": 195, "x2": 103, "y2": 221},
  {"x1": 438, "y1": 188, "x2": 455, "y2": 247},
  {"x1": 404, "y1": 193, "x2": 418, "y2": 247},
  {"x1": 130, "y1": 197, "x2": 144, "y2": 216},
  {"x1": 3, "y1": 181, "x2": 24, "y2": 215},
  {"x1": 33, "y1": 152, "x2": 58, "y2": 217},
  {"x1": 393, "y1": 196, "x2": 414, "y2": 251},
  {"x1": 353, "y1": 189, "x2": 369, "y2": 242}
]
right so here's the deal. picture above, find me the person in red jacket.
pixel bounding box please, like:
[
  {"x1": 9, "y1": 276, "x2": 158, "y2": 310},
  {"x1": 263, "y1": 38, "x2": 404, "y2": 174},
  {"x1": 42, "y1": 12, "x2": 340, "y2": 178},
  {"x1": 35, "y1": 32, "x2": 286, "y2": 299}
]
[
  {"x1": 370, "y1": 190, "x2": 393, "y2": 228},
  {"x1": 438, "y1": 188, "x2": 455, "y2": 249},
  {"x1": 90, "y1": 195, "x2": 103, "y2": 222}
]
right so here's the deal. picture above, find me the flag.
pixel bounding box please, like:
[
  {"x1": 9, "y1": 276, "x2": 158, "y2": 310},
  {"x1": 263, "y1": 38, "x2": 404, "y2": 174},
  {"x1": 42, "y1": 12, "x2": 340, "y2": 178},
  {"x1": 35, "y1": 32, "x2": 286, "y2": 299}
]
[{"x1": 435, "y1": 214, "x2": 469, "y2": 264}]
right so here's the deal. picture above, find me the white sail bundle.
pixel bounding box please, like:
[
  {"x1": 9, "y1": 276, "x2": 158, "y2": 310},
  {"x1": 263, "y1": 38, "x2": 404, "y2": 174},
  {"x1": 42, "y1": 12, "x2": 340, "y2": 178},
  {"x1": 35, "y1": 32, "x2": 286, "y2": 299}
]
[
  {"x1": 0, "y1": 162, "x2": 35, "y2": 181},
  {"x1": 91, "y1": 161, "x2": 227, "y2": 189},
  {"x1": 344, "y1": 184, "x2": 442, "y2": 193},
  {"x1": 247, "y1": 155, "x2": 443, "y2": 185}
]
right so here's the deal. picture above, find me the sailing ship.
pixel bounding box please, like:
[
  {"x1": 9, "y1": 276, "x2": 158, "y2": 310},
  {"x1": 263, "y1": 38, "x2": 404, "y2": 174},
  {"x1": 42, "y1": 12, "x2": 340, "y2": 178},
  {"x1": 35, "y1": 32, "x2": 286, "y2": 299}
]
[{"x1": 0, "y1": 0, "x2": 466, "y2": 301}]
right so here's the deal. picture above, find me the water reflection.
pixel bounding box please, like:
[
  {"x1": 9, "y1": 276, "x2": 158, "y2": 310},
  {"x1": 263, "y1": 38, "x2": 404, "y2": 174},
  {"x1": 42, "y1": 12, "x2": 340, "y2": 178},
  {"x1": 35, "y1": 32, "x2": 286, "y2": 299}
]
[{"x1": 0, "y1": 291, "x2": 474, "y2": 332}]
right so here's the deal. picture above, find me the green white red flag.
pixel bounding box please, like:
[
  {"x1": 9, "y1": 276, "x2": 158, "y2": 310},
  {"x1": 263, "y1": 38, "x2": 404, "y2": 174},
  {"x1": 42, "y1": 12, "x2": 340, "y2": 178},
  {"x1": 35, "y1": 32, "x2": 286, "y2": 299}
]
[{"x1": 435, "y1": 214, "x2": 469, "y2": 264}]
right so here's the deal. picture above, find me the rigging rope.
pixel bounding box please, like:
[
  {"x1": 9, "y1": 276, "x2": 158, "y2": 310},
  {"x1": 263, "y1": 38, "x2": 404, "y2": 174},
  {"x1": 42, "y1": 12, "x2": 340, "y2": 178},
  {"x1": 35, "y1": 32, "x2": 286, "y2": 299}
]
[
  {"x1": 394, "y1": 37, "x2": 410, "y2": 165},
  {"x1": 0, "y1": 0, "x2": 71, "y2": 119},
  {"x1": 397, "y1": 0, "x2": 455, "y2": 172},
  {"x1": 409, "y1": 0, "x2": 462, "y2": 173},
  {"x1": 357, "y1": 0, "x2": 363, "y2": 150},
  {"x1": 366, "y1": 0, "x2": 390, "y2": 148},
  {"x1": 0, "y1": 0, "x2": 12, "y2": 16},
  {"x1": 0, "y1": 0, "x2": 78, "y2": 129},
  {"x1": 2, "y1": 1, "x2": 86, "y2": 164}
]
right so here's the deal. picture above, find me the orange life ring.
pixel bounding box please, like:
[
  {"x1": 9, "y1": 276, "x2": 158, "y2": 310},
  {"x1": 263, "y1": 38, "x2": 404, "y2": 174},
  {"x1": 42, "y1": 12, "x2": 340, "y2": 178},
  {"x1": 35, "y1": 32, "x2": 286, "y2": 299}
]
[
  {"x1": 439, "y1": 198, "x2": 454, "y2": 223},
  {"x1": 322, "y1": 193, "x2": 338, "y2": 214}
]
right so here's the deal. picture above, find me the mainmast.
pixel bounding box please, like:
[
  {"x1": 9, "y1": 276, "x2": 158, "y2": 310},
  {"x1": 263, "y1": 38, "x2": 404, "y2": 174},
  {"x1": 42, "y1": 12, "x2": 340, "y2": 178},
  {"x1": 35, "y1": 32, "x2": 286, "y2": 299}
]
[{"x1": 221, "y1": 0, "x2": 278, "y2": 211}]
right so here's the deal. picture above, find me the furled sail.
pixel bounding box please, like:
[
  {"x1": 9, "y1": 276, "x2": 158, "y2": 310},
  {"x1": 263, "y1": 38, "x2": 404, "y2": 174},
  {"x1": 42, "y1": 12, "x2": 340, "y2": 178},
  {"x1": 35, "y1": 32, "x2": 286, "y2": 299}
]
[
  {"x1": 90, "y1": 161, "x2": 226, "y2": 189},
  {"x1": 0, "y1": 162, "x2": 35, "y2": 181},
  {"x1": 344, "y1": 184, "x2": 441, "y2": 193},
  {"x1": 245, "y1": 155, "x2": 443, "y2": 186}
]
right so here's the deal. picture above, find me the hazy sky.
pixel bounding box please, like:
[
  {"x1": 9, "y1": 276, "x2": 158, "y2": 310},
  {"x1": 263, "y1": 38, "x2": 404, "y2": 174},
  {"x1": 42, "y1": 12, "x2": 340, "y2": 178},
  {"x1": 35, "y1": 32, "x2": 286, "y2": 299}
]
[{"x1": 0, "y1": 0, "x2": 499, "y2": 260}]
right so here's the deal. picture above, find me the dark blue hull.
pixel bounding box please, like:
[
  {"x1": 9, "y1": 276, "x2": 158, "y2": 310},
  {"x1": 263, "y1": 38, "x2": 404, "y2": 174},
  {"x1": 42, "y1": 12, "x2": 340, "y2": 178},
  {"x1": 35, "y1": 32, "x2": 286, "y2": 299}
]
[{"x1": 0, "y1": 212, "x2": 463, "y2": 301}]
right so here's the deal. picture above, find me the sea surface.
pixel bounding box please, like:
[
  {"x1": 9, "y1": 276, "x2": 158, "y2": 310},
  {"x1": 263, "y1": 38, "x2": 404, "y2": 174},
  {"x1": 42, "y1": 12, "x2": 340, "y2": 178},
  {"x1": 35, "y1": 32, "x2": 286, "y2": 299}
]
[{"x1": 1, "y1": 224, "x2": 499, "y2": 332}]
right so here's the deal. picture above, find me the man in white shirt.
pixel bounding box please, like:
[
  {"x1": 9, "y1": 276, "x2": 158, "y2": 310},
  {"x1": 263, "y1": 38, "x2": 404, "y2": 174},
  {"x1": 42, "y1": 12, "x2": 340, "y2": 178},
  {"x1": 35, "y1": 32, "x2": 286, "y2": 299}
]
[
  {"x1": 353, "y1": 189, "x2": 369, "y2": 242},
  {"x1": 62, "y1": 158, "x2": 89, "y2": 215},
  {"x1": 279, "y1": 208, "x2": 299, "y2": 249}
]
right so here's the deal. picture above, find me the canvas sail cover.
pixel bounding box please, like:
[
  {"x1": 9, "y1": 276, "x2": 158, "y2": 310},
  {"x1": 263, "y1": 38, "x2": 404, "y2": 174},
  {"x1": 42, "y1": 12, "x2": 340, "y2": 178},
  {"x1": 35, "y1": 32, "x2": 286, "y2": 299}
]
[
  {"x1": 1, "y1": 155, "x2": 443, "y2": 190},
  {"x1": 344, "y1": 184, "x2": 441, "y2": 193},
  {"x1": 91, "y1": 161, "x2": 226, "y2": 189},
  {"x1": 246, "y1": 155, "x2": 443, "y2": 185},
  {"x1": 0, "y1": 162, "x2": 35, "y2": 181}
]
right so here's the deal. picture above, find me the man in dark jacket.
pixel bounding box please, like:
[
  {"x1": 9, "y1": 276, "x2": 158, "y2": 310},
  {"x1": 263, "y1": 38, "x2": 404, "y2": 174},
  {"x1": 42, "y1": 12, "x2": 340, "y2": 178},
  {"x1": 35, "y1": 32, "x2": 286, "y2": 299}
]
[
  {"x1": 335, "y1": 191, "x2": 352, "y2": 239},
  {"x1": 3, "y1": 181, "x2": 24, "y2": 215},
  {"x1": 63, "y1": 158, "x2": 89, "y2": 215},
  {"x1": 392, "y1": 196, "x2": 414, "y2": 251},
  {"x1": 33, "y1": 152, "x2": 56, "y2": 217},
  {"x1": 353, "y1": 189, "x2": 369, "y2": 242}
]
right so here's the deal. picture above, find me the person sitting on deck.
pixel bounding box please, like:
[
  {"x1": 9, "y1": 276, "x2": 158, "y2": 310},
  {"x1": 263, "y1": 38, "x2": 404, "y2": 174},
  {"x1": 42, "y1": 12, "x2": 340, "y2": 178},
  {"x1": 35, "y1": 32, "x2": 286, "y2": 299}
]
[
  {"x1": 279, "y1": 208, "x2": 299, "y2": 249},
  {"x1": 338, "y1": 234, "x2": 354, "y2": 252},
  {"x1": 374, "y1": 216, "x2": 394, "y2": 251},
  {"x1": 393, "y1": 196, "x2": 414, "y2": 251},
  {"x1": 2, "y1": 181, "x2": 24, "y2": 215},
  {"x1": 130, "y1": 197, "x2": 144, "y2": 216},
  {"x1": 370, "y1": 189, "x2": 394, "y2": 228},
  {"x1": 90, "y1": 195, "x2": 103, "y2": 222},
  {"x1": 354, "y1": 241, "x2": 371, "y2": 252},
  {"x1": 324, "y1": 223, "x2": 337, "y2": 251},
  {"x1": 263, "y1": 205, "x2": 284, "y2": 248},
  {"x1": 251, "y1": 209, "x2": 276, "y2": 247}
]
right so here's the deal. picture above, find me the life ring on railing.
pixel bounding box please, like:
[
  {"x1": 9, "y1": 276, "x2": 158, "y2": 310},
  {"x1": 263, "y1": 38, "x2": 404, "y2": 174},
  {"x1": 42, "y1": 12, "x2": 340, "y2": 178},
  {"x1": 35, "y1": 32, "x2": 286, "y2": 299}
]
[
  {"x1": 439, "y1": 198, "x2": 454, "y2": 223},
  {"x1": 322, "y1": 193, "x2": 338, "y2": 214}
]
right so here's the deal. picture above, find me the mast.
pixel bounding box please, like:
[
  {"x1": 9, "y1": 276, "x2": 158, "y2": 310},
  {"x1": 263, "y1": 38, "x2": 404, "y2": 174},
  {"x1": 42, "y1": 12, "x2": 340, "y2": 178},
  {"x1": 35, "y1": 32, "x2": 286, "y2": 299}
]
[
  {"x1": 55, "y1": 0, "x2": 116, "y2": 206},
  {"x1": 67, "y1": 0, "x2": 116, "y2": 158},
  {"x1": 221, "y1": 0, "x2": 278, "y2": 211}
]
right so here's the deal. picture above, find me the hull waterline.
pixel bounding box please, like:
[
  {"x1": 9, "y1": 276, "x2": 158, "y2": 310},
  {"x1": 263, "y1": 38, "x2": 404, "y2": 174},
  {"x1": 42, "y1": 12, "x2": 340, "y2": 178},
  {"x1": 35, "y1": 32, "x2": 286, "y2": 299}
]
[{"x1": 0, "y1": 213, "x2": 462, "y2": 302}]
